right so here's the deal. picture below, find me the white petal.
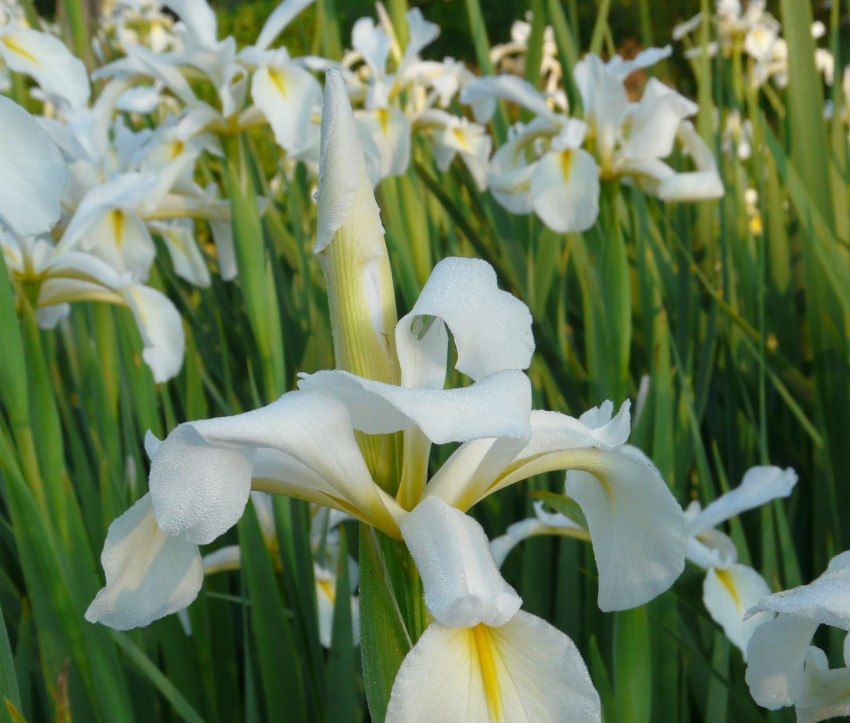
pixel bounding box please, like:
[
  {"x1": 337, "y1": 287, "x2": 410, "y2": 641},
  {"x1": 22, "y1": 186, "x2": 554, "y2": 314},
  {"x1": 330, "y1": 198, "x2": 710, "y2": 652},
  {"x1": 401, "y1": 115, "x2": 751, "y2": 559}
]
[
  {"x1": 797, "y1": 650, "x2": 850, "y2": 723},
  {"x1": 490, "y1": 518, "x2": 548, "y2": 568},
  {"x1": 351, "y1": 17, "x2": 390, "y2": 77},
  {"x1": 620, "y1": 79, "x2": 697, "y2": 160},
  {"x1": 256, "y1": 0, "x2": 316, "y2": 50},
  {"x1": 402, "y1": 8, "x2": 439, "y2": 62},
  {"x1": 0, "y1": 28, "x2": 89, "y2": 108},
  {"x1": 149, "y1": 391, "x2": 395, "y2": 543},
  {"x1": 656, "y1": 121, "x2": 724, "y2": 202},
  {"x1": 460, "y1": 75, "x2": 557, "y2": 123},
  {"x1": 690, "y1": 466, "x2": 798, "y2": 536},
  {"x1": 85, "y1": 494, "x2": 203, "y2": 630},
  {"x1": 386, "y1": 612, "x2": 601, "y2": 722},
  {"x1": 0, "y1": 96, "x2": 65, "y2": 237},
  {"x1": 202, "y1": 545, "x2": 242, "y2": 573},
  {"x1": 123, "y1": 284, "x2": 186, "y2": 383},
  {"x1": 252, "y1": 61, "x2": 321, "y2": 153},
  {"x1": 564, "y1": 445, "x2": 687, "y2": 610},
  {"x1": 151, "y1": 220, "x2": 212, "y2": 287},
  {"x1": 529, "y1": 148, "x2": 600, "y2": 233},
  {"x1": 747, "y1": 551, "x2": 850, "y2": 630},
  {"x1": 703, "y1": 564, "x2": 774, "y2": 659},
  {"x1": 298, "y1": 368, "x2": 531, "y2": 444},
  {"x1": 396, "y1": 256, "x2": 534, "y2": 385},
  {"x1": 164, "y1": 0, "x2": 218, "y2": 47},
  {"x1": 745, "y1": 614, "x2": 820, "y2": 708},
  {"x1": 355, "y1": 107, "x2": 411, "y2": 179},
  {"x1": 402, "y1": 497, "x2": 521, "y2": 628},
  {"x1": 687, "y1": 528, "x2": 738, "y2": 569}
]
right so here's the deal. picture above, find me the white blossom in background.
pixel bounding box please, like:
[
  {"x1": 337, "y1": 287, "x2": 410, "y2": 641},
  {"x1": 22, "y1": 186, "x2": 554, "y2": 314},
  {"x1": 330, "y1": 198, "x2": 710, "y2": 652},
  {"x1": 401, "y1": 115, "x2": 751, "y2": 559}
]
[
  {"x1": 490, "y1": 14, "x2": 567, "y2": 112},
  {"x1": 685, "y1": 466, "x2": 797, "y2": 658},
  {"x1": 673, "y1": 1, "x2": 834, "y2": 89},
  {"x1": 745, "y1": 551, "x2": 850, "y2": 722},
  {"x1": 1, "y1": 225, "x2": 185, "y2": 382},
  {"x1": 461, "y1": 46, "x2": 722, "y2": 232}
]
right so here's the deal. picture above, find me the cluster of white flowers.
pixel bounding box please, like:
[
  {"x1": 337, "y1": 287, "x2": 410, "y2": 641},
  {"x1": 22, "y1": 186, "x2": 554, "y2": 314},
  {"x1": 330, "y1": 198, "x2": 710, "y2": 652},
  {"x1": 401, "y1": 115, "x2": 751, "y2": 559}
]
[{"x1": 674, "y1": 0, "x2": 834, "y2": 89}]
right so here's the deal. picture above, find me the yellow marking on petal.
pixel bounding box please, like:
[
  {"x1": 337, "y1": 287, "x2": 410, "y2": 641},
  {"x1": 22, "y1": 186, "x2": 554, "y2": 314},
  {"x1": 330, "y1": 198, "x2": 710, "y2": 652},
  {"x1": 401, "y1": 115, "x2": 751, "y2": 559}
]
[
  {"x1": 472, "y1": 624, "x2": 503, "y2": 723},
  {"x1": 377, "y1": 108, "x2": 390, "y2": 137},
  {"x1": 715, "y1": 568, "x2": 741, "y2": 611},
  {"x1": 453, "y1": 127, "x2": 471, "y2": 151},
  {"x1": 1, "y1": 36, "x2": 39, "y2": 64},
  {"x1": 560, "y1": 149, "x2": 574, "y2": 182},
  {"x1": 269, "y1": 68, "x2": 287, "y2": 98},
  {"x1": 112, "y1": 209, "x2": 125, "y2": 247},
  {"x1": 168, "y1": 140, "x2": 185, "y2": 159},
  {"x1": 317, "y1": 578, "x2": 336, "y2": 604}
]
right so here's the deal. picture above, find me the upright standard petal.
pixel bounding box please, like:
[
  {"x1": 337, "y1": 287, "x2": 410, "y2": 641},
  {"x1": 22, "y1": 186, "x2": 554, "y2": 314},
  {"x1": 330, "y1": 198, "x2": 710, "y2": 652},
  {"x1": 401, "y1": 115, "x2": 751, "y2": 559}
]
[
  {"x1": 395, "y1": 257, "x2": 534, "y2": 386},
  {"x1": 385, "y1": 612, "x2": 601, "y2": 723},
  {"x1": 0, "y1": 97, "x2": 65, "y2": 237},
  {"x1": 86, "y1": 495, "x2": 203, "y2": 630}
]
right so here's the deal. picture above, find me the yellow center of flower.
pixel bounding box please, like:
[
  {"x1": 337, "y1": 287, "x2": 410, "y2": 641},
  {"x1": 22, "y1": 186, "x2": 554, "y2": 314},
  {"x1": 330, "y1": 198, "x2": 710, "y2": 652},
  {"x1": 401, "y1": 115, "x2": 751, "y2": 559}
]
[{"x1": 471, "y1": 623, "x2": 502, "y2": 722}]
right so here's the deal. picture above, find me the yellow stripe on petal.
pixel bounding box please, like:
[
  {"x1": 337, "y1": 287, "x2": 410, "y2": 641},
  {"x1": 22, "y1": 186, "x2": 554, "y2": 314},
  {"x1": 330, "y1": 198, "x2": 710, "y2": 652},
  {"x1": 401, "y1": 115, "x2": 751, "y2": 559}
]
[
  {"x1": 472, "y1": 624, "x2": 503, "y2": 723},
  {"x1": 269, "y1": 68, "x2": 288, "y2": 98},
  {"x1": 0, "y1": 36, "x2": 39, "y2": 64},
  {"x1": 560, "y1": 149, "x2": 573, "y2": 182},
  {"x1": 714, "y1": 567, "x2": 742, "y2": 611}
]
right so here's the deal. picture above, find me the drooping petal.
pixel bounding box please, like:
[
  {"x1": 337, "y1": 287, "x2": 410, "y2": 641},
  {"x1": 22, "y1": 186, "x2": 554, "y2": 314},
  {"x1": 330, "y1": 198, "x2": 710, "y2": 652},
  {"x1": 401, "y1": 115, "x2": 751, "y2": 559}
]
[
  {"x1": 402, "y1": 497, "x2": 521, "y2": 628},
  {"x1": 251, "y1": 60, "x2": 321, "y2": 153},
  {"x1": 86, "y1": 494, "x2": 203, "y2": 631},
  {"x1": 0, "y1": 28, "x2": 90, "y2": 108},
  {"x1": 150, "y1": 219, "x2": 212, "y2": 287},
  {"x1": 385, "y1": 612, "x2": 601, "y2": 722},
  {"x1": 297, "y1": 368, "x2": 531, "y2": 444},
  {"x1": 395, "y1": 256, "x2": 534, "y2": 387},
  {"x1": 529, "y1": 146, "x2": 600, "y2": 232},
  {"x1": 745, "y1": 614, "x2": 820, "y2": 708},
  {"x1": 0, "y1": 96, "x2": 65, "y2": 237},
  {"x1": 690, "y1": 466, "x2": 798, "y2": 536},
  {"x1": 703, "y1": 564, "x2": 774, "y2": 659},
  {"x1": 563, "y1": 446, "x2": 687, "y2": 610},
  {"x1": 122, "y1": 284, "x2": 186, "y2": 383}
]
